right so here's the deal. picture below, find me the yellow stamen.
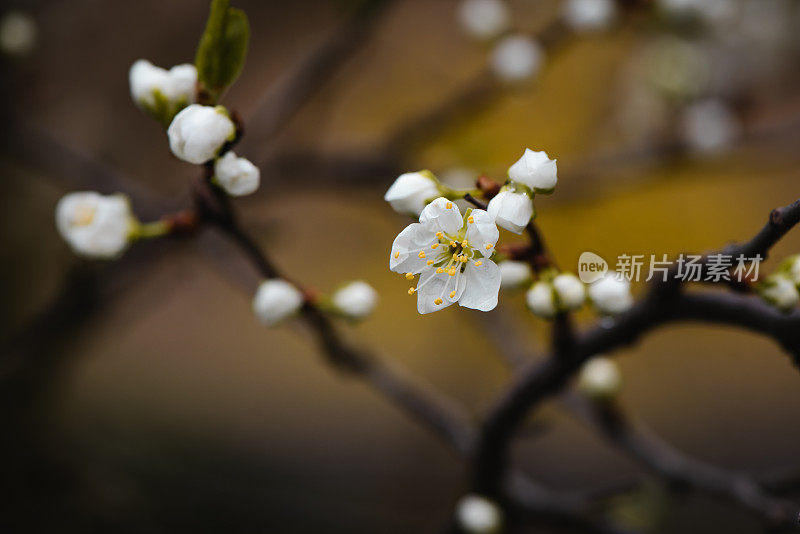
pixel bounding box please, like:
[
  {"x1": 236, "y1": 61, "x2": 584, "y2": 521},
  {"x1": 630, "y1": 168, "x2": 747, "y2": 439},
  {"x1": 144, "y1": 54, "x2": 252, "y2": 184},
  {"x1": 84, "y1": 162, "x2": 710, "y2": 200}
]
[
  {"x1": 474, "y1": 261, "x2": 483, "y2": 266},
  {"x1": 427, "y1": 260, "x2": 434, "y2": 265},
  {"x1": 449, "y1": 290, "x2": 456, "y2": 299},
  {"x1": 436, "y1": 232, "x2": 443, "y2": 239},
  {"x1": 452, "y1": 252, "x2": 458, "y2": 259},
  {"x1": 462, "y1": 240, "x2": 469, "y2": 247},
  {"x1": 431, "y1": 243, "x2": 439, "y2": 249},
  {"x1": 405, "y1": 273, "x2": 414, "y2": 280},
  {"x1": 468, "y1": 216, "x2": 474, "y2": 224},
  {"x1": 461, "y1": 255, "x2": 468, "y2": 263},
  {"x1": 485, "y1": 244, "x2": 493, "y2": 250},
  {"x1": 408, "y1": 287, "x2": 415, "y2": 295},
  {"x1": 436, "y1": 267, "x2": 445, "y2": 274},
  {"x1": 450, "y1": 241, "x2": 457, "y2": 247},
  {"x1": 448, "y1": 268, "x2": 457, "y2": 276},
  {"x1": 394, "y1": 251, "x2": 400, "y2": 259},
  {"x1": 445, "y1": 202, "x2": 453, "y2": 209},
  {"x1": 434, "y1": 298, "x2": 443, "y2": 305},
  {"x1": 418, "y1": 251, "x2": 426, "y2": 258}
]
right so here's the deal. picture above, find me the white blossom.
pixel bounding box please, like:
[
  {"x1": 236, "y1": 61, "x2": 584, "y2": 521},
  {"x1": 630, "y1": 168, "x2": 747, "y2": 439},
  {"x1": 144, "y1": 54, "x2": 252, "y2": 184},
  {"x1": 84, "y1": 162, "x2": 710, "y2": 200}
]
[
  {"x1": 680, "y1": 99, "x2": 740, "y2": 155},
  {"x1": 553, "y1": 272, "x2": 586, "y2": 310},
  {"x1": 332, "y1": 281, "x2": 379, "y2": 320},
  {"x1": 129, "y1": 60, "x2": 197, "y2": 120},
  {"x1": 490, "y1": 35, "x2": 544, "y2": 82},
  {"x1": 455, "y1": 494, "x2": 503, "y2": 534},
  {"x1": 458, "y1": 0, "x2": 510, "y2": 40},
  {"x1": 578, "y1": 356, "x2": 622, "y2": 399},
  {"x1": 526, "y1": 281, "x2": 556, "y2": 318},
  {"x1": 56, "y1": 192, "x2": 134, "y2": 259},
  {"x1": 786, "y1": 255, "x2": 800, "y2": 286},
  {"x1": 167, "y1": 104, "x2": 236, "y2": 164},
  {"x1": 588, "y1": 273, "x2": 634, "y2": 314},
  {"x1": 390, "y1": 198, "x2": 501, "y2": 314},
  {"x1": 0, "y1": 10, "x2": 36, "y2": 56},
  {"x1": 214, "y1": 151, "x2": 260, "y2": 196},
  {"x1": 562, "y1": 0, "x2": 616, "y2": 32},
  {"x1": 252, "y1": 279, "x2": 304, "y2": 326},
  {"x1": 507, "y1": 148, "x2": 558, "y2": 193},
  {"x1": 384, "y1": 171, "x2": 441, "y2": 216},
  {"x1": 487, "y1": 189, "x2": 534, "y2": 234},
  {"x1": 760, "y1": 274, "x2": 799, "y2": 311},
  {"x1": 499, "y1": 261, "x2": 531, "y2": 289}
]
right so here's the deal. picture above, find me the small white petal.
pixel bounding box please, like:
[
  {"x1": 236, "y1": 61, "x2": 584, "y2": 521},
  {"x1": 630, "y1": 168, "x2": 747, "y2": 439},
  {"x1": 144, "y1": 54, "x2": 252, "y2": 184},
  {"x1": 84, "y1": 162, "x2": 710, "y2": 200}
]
[
  {"x1": 526, "y1": 281, "x2": 556, "y2": 317},
  {"x1": 553, "y1": 273, "x2": 586, "y2": 310},
  {"x1": 459, "y1": 259, "x2": 501, "y2": 311},
  {"x1": 761, "y1": 275, "x2": 799, "y2": 311},
  {"x1": 390, "y1": 223, "x2": 437, "y2": 274},
  {"x1": 167, "y1": 104, "x2": 235, "y2": 164},
  {"x1": 562, "y1": 0, "x2": 616, "y2": 32},
  {"x1": 129, "y1": 59, "x2": 169, "y2": 108},
  {"x1": 384, "y1": 171, "x2": 440, "y2": 216},
  {"x1": 578, "y1": 356, "x2": 622, "y2": 399},
  {"x1": 417, "y1": 268, "x2": 461, "y2": 314},
  {"x1": 490, "y1": 35, "x2": 544, "y2": 82},
  {"x1": 499, "y1": 261, "x2": 531, "y2": 289},
  {"x1": 455, "y1": 494, "x2": 503, "y2": 534},
  {"x1": 465, "y1": 209, "x2": 500, "y2": 253},
  {"x1": 419, "y1": 197, "x2": 464, "y2": 235},
  {"x1": 214, "y1": 151, "x2": 261, "y2": 196},
  {"x1": 458, "y1": 0, "x2": 510, "y2": 40},
  {"x1": 56, "y1": 192, "x2": 133, "y2": 259},
  {"x1": 507, "y1": 148, "x2": 558, "y2": 193},
  {"x1": 332, "y1": 281, "x2": 379, "y2": 319},
  {"x1": 588, "y1": 273, "x2": 633, "y2": 315},
  {"x1": 486, "y1": 190, "x2": 533, "y2": 234},
  {"x1": 252, "y1": 279, "x2": 304, "y2": 326}
]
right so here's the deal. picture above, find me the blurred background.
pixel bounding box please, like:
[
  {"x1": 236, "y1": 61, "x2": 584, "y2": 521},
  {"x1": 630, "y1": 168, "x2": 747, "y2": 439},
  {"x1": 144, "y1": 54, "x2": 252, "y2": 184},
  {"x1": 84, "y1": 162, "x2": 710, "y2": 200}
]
[{"x1": 1, "y1": 0, "x2": 800, "y2": 532}]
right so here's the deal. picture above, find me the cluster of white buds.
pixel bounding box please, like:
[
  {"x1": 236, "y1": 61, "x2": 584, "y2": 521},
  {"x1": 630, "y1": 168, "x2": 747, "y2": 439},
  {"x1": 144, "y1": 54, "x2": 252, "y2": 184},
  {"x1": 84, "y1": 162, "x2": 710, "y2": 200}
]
[
  {"x1": 562, "y1": 0, "x2": 617, "y2": 32},
  {"x1": 252, "y1": 279, "x2": 305, "y2": 326},
  {"x1": 455, "y1": 494, "x2": 503, "y2": 534},
  {"x1": 384, "y1": 171, "x2": 443, "y2": 216},
  {"x1": 526, "y1": 271, "x2": 586, "y2": 318},
  {"x1": 56, "y1": 192, "x2": 136, "y2": 259},
  {"x1": 490, "y1": 34, "x2": 545, "y2": 82},
  {"x1": 129, "y1": 60, "x2": 197, "y2": 124},
  {"x1": 587, "y1": 272, "x2": 634, "y2": 315},
  {"x1": 577, "y1": 356, "x2": 622, "y2": 400},
  {"x1": 330, "y1": 281, "x2": 379, "y2": 321},
  {"x1": 759, "y1": 255, "x2": 800, "y2": 311},
  {"x1": 488, "y1": 148, "x2": 557, "y2": 234},
  {"x1": 458, "y1": 0, "x2": 510, "y2": 41}
]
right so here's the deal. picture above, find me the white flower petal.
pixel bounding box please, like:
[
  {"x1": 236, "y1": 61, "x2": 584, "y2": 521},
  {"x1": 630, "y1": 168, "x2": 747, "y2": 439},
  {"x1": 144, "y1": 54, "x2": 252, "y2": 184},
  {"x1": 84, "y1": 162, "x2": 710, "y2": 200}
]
[
  {"x1": 490, "y1": 35, "x2": 544, "y2": 82},
  {"x1": 332, "y1": 281, "x2": 379, "y2": 319},
  {"x1": 56, "y1": 192, "x2": 133, "y2": 259},
  {"x1": 417, "y1": 268, "x2": 460, "y2": 314},
  {"x1": 390, "y1": 223, "x2": 437, "y2": 273},
  {"x1": 215, "y1": 151, "x2": 260, "y2": 196},
  {"x1": 464, "y1": 208, "x2": 500, "y2": 254},
  {"x1": 508, "y1": 148, "x2": 558, "y2": 192},
  {"x1": 526, "y1": 281, "x2": 556, "y2": 317},
  {"x1": 167, "y1": 104, "x2": 235, "y2": 164},
  {"x1": 486, "y1": 190, "x2": 533, "y2": 234},
  {"x1": 252, "y1": 279, "x2": 304, "y2": 326},
  {"x1": 563, "y1": 0, "x2": 616, "y2": 32},
  {"x1": 459, "y1": 259, "x2": 501, "y2": 311},
  {"x1": 384, "y1": 171, "x2": 440, "y2": 216},
  {"x1": 553, "y1": 273, "x2": 586, "y2": 310},
  {"x1": 588, "y1": 273, "x2": 633, "y2": 314},
  {"x1": 419, "y1": 197, "x2": 463, "y2": 235},
  {"x1": 499, "y1": 261, "x2": 531, "y2": 289},
  {"x1": 458, "y1": 0, "x2": 510, "y2": 40},
  {"x1": 578, "y1": 356, "x2": 621, "y2": 398}
]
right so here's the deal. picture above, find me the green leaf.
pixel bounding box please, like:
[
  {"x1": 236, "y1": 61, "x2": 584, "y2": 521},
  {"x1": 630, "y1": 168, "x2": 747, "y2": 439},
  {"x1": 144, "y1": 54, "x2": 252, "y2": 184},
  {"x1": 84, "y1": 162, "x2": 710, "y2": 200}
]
[{"x1": 194, "y1": 0, "x2": 249, "y2": 100}]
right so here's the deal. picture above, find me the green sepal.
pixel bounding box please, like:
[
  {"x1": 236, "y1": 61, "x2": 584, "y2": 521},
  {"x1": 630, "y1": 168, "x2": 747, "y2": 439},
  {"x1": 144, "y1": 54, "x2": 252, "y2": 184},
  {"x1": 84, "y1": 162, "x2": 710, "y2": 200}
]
[{"x1": 195, "y1": 0, "x2": 250, "y2": 102}]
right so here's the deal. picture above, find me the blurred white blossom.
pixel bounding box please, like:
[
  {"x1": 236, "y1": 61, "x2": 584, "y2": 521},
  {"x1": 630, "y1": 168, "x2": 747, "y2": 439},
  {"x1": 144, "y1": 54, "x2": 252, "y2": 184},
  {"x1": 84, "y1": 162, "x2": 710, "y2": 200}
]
[
  {"x1": 455, "y1": 494, "x2": 503, "y2": 534},
  {"x1": 487, "y1": 189, "x2": 533, "y2": 234},
  {"x1": 562, "y1": 0, "x2": 616, "y2": 32},
  {"x1": 458, "y1": 0, "x2": 510, "y2": 40},
  {"x1": 167, "y1": 104, "x2": 236, "y2": 164},
  {"x1": 252, "y1": 279, "x2": 304, "y2": 326},
  {"x1": 214, "y1": 151, "x2": 260, "y2": 196},
  {"x1": 785, "y1": 255, "x2": 800, "y2": 286},
  {"x1": 56, "y1": 192, "x2": 133, "y2": 259},
  {"x1": 588, "y1": 273, "x2": 633, "y2": 314},
  {"x1": 578, "y1": 356, "x2": 622, "y2": 399},
  {"x1": 332, "y1": 281, "x2": 379, "y2": 320},
  {"x1": 490, "y1": 35, "x2": 544, "y2": 82},
  {"x1": 390, "y1": 198, "x2": 501, "y2": 314},
  {"x1": 499, "y1": 261, "x2": 531, "y2": 289},
  {"x1": 0, "y1": 11, "x2": 36, "y2": 56},
  {"x1": 680, "y1": 99, "x2": 740, "y2": 155},
  {"x1": 129, "y1": 60, "x2": 197, "y2": 121},
  {"x1": 508, "y1": 148, "x2": 557, "y2": 193},
  {"x1": 384, "y1": 171, "x2": 441, "y2": 216},
  {"x1": 553, "y1": 272, "x2": 586, "y2": 310},
  {"x1": 526, "y1": 281, "x2": 556, "y2": 318},
  {"x1": 760, "y1": 274, "x2": 799, "y2": 311}
]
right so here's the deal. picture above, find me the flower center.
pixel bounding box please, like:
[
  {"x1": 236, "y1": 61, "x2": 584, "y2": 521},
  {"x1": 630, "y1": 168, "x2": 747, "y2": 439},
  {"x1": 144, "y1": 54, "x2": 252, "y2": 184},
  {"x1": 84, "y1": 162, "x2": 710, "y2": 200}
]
[{"x1": 73, "y1": 204, "x2": 97, "y2": 227}]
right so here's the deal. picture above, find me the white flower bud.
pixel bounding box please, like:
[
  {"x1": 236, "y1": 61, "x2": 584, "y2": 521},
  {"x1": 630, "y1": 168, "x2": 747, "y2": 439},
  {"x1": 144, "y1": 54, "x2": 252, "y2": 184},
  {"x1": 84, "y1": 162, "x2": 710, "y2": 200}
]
[
  {"x1": 578, "y1": 356, "x2": 621, "y2": 399},
  {"x1": 129, "y1": 60, "x2": 197, "y2": 121},
  {"x1": 252, "y1": 279, "x2": 304, "y2": 326},
  {"x1": 167, "y1": 104, "x2": 236, "y2": 164},
  {"x1": 499, "y1": 261, "x2": 532, "y2": 289},
  {"x1": 553, "y1": 272, "x2": 586, "y2": 310},
  {"x1": 331, "y1": 281, "x2": 379, "y2": 320},
  {"x1": 526, "y1": 281, "x2": 556, "y2": 318},
  {"x1": 384, "y1": 171, "x2": 441, "y2": 216},
  {"x1": 0, "y1": 11, "x2": 36, "y2": 56},
  {"x1": 786, "y1": 255, "x2": 800, "y2": 286},
  {"x1": 487, "y1": 190, "x2": 533, "y2": 234},
  {"x1": 214, "y1": 151, "x2": 260, "y2": 196},
  {"x1": 458, "y1": 0, "x2": 510, "y2": 40},
  {"x1": 508, "y1": 148, "x2": 558, "y2": 193},
  {"x1": 680, "y1": 99, "x2": 740, "y2": 155},
  {"x1": 455, "y1": 494, "x2": 503, "y2": 534},
  {"x1": 588, "y1": 273, "x2": 633, "y2": 315},
  {"x1": 562, "y1": 0, "x2": 616, "y2": 32},
  {"x1": 56, "y1": 192, "x2": 134, "y2": 259},
  {"x1": 490, "y1": 35, "x2": 544, "y2": 83},
  {"x1": 760, "y1": 275, "x2": 799, "y2": 311}
]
